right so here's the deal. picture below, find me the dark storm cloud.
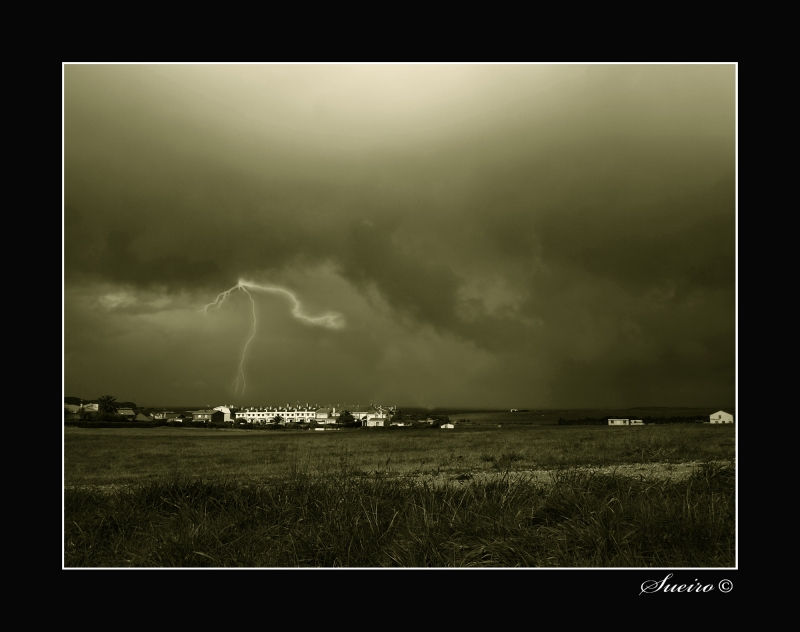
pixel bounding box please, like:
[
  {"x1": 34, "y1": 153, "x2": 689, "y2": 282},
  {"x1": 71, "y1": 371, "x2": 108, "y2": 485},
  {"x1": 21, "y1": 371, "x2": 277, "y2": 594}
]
[
  {"x1": 64, "y1": 64, "x2": 735, "y2": 407},
  {"x1": 549, "y1": 292, "x2": 735, "y2": 407},
  {"x1": 570, "y1": 210, "x2": 735, "y2": 296},
  {"x1": 69, "y1": 220, "x2": 220, "y2": 287},
  {"x1": 336, "y1": 217, "x2": 462, "y2": 330}
]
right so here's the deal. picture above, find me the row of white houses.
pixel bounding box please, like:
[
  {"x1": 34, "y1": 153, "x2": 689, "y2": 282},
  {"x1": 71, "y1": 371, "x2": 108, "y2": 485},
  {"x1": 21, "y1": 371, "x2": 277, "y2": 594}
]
[{"x1": 213, "y1": 404, "x2": 394, "y2": 426}]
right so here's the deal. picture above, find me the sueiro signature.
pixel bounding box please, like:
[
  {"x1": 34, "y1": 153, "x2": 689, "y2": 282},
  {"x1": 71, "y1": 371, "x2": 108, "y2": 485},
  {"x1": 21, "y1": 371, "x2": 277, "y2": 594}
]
[{"x1": 640, "y1": 574, "x2": 733, "y2": 595}]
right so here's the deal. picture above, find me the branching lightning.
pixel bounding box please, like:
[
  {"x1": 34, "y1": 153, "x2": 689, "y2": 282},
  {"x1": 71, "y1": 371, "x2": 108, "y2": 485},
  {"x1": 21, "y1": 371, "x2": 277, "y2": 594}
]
[{"x1": 201, "y1": 280, "x2": 344, "y2": 394}]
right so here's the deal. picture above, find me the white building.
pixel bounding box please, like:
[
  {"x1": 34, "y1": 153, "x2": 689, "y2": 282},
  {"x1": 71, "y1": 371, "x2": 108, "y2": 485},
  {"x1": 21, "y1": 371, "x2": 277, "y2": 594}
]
[
  {"x1": 441, "y1": 423, "x2": 455, "y2": 429},
  {"x1": 710, "y1": 410, "x2": 734, "y2": 424},
  {"x1": 315, "y1": 407, "x2": 337, "y2": 424},
  {"x1": 236, "y1": 406, "x2": 318, "y2": 425},
  {"x1": 213, "y1": 405, "x2": 238, "y2": 422},
  {"x1": 364, "y1": 406, "x2": 392, "y2": 424}
]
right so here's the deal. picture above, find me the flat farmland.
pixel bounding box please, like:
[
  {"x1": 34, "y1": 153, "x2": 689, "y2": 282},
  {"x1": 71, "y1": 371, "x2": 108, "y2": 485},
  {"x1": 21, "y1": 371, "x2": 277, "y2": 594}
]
[
  {"x1": 64, "y1": 424, "x2": 735, "y2": 567},
  {"x1": 64, "y1": 424, "x2": 735, "y2": 487}
]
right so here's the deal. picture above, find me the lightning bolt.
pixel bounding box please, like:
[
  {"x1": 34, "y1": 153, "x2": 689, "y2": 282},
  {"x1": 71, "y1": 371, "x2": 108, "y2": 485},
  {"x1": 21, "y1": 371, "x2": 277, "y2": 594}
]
[{"x1": 201, "y1": 280, "x2": 344, "y2": 394}]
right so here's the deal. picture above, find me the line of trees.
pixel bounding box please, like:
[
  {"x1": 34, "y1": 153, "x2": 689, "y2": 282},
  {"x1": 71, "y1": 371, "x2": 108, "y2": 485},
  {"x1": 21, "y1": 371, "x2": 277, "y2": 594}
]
[
  {"x1": 390, "y1": 410, "x2": 450, "y2": 424},
  {"x1": 557, "y1": 417, "x2": 607, "y2": 425}
]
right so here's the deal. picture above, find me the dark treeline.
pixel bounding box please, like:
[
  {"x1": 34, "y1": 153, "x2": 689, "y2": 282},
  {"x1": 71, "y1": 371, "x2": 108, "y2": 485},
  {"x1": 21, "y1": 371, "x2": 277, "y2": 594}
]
[
  {"x1": 397, "y1": 408, "x2": 483, "y2": 417},
  {"x1": 557, "y1": 416, "x2": 708, "y2": 426},
  {"x1": 390, "y1": 411, "x2": 450, "y2": 423},
  {"x1": 557, "y1": 418, "x2": 607, "y2": 426}
]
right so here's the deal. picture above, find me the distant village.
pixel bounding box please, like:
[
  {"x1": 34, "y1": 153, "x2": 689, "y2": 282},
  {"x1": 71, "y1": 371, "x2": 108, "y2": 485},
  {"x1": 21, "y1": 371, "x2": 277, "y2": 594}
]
[
  {"x1": 63, "y1": 400, "x2": 458, "y2": 429},
  {"x1": 64, "y1": 398, "x2": 734, "y2": 429}
]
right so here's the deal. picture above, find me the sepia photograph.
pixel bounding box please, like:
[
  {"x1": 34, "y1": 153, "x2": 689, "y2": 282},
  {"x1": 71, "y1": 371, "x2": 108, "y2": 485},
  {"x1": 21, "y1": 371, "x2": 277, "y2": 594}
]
[{"x1": 63, "y1": 63, "x2": 736, "y2": 571}]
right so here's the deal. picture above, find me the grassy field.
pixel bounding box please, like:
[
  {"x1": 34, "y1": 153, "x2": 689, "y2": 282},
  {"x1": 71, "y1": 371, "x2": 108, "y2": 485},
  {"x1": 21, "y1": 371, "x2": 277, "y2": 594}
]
[
  {"x1": 64, "y1": 424, "x2": 735, "y2": 567},
  {"x1": 65, "y1": 463, "x2": 734, "y2": 567},
  {"x1": 64, "y1": 424, "x2": 735, "y2": 486}
]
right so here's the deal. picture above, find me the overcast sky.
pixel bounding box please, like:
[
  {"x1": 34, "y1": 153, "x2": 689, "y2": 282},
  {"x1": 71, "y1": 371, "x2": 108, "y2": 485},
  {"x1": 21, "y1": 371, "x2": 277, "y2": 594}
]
[{"x1": 63, "y1": 64, "x2": 736, "y2": 409}]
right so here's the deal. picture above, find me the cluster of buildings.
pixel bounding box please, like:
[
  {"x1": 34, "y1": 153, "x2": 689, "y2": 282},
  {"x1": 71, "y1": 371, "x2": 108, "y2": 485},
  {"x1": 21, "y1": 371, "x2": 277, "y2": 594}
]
[
  {"x1": 151, "y1": 404, "x2": 396, "y2": 427},
  {"x1": 64, "y1": 401, "x2": 150, "y2": 422}
]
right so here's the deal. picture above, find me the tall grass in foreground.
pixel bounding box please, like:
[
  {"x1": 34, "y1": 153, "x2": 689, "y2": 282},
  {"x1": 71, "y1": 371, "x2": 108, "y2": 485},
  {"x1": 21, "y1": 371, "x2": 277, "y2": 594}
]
[{"x1": 65, "y1": 462, "x2": 734, "y2": 567}]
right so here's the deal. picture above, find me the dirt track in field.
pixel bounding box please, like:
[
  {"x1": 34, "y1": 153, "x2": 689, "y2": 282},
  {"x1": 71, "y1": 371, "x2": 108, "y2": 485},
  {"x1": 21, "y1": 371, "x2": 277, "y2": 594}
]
[{"x1": 415, "y1": 460, "x2": 726, "y2": 487}]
